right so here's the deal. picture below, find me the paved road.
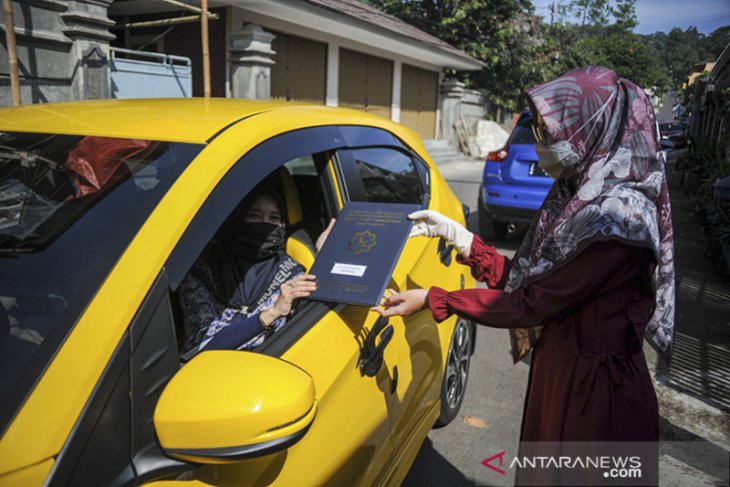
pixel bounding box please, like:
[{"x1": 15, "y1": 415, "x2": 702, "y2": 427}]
[
  {"x1": 403, "y1": 155, "x2": 730, "y2": 486},
  {"x1": 656, "y1": 90, "x2": 678, "y2": 121}
]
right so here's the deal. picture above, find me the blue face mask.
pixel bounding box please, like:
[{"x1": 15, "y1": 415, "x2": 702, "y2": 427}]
[{"x1": 535, "y1": 140, "x2": 580, "y2": 179}]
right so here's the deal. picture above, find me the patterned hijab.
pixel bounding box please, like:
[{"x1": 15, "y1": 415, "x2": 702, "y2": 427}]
[{"x1": 506, "y1": 66, "x2": 675, "y2": 363}]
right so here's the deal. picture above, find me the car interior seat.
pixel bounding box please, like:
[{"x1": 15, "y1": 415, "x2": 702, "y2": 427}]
[{"x1": 278, "y1": 167, "x2": 317, "y2": 272}]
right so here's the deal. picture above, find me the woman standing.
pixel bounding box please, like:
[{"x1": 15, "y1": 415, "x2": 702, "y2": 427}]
[{"x1": 375, "y1": 66, "x2": 674, "y2": 482}]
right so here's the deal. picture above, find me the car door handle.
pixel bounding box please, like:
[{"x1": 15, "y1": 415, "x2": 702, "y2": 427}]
[
  {"x1": 438, "y1": 237, "x2": 453, "y2": 266},
  {"x1": 359, "y1": 320, "x2": 394, "y2": 377}
]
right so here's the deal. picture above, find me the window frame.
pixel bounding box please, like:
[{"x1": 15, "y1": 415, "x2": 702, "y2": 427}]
[{"x1": 336, "y1": 145, "x2": 431, "y2": 207}]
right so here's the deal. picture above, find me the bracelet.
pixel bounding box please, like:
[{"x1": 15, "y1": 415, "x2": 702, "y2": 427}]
[{"x1": 260, "y1": 308, "x2": 278, "y2": 330}]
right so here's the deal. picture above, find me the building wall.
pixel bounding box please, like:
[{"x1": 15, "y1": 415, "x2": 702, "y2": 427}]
[
  {"x1": 2, "y1": 1, "x2": 483, "y2": 146},
  {"x1": 0, "y1": 0, "x2": 115, "y2": 106},
  {"x1": 461, "y1": 87, "x2": 489, "y2": 134},
  {"x1": 159, "y1": 8, "x2": 226, "y2": 98},
  {"x1": 229, "y1": 7, "x2": 446, "y2": 137},
  {"x1": 338, "y1": 48, "x2": 392, "y2": 119},
  {"x1": 400, "y1": 64, "x2": 438, "y2": 139},
  {"x1": 440, "y1": 79, "x2": 488, "y2": 146},
  {"x1": 270, "y1": 30, "x2": 326, "y2": 104},
  {"x1": 692, "y1": 47, "x2": 730, "y2": 175},
  {"x1": 110, "y1": 7, "x2": 227, "y2": 98},
  {"x1": 687, "y1": 62, "x2": 716, "y2": 87}
]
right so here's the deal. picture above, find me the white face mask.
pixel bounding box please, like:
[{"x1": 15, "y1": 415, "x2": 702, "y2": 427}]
[
  {"x1": 535, "y1": 140, "x2": 580, "y2": 179},
  {"x1": 533, "y1": 87, "x2": 616, "y2": 179}
]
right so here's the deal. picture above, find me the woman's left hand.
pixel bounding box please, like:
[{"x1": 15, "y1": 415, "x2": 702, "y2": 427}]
[
  {"x1": 261, "y1": 274, "x2": 318, "y2": 326},
  {"x1": 315, "y1": 218, "x2": 336, "y2": 253},
  {"x1": 371, "y1": 289, "x2": 429, "y2": 318}
]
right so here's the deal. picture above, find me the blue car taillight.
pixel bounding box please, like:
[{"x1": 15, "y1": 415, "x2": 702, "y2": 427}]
[{"x1": 486, "y1": 146, "x2": 508, "y2": 162}]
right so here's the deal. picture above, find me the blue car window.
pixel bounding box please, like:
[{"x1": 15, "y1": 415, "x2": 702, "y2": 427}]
[{"x1": 510, "y1": 124, "x2": 537, "y2": 145}]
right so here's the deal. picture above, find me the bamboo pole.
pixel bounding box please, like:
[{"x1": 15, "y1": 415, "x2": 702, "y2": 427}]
[
  {"x1": 201, "y1": 0, "x2": 210, "y2": 98},
  {"x1": 154, "y1": 0, "x2": 216, "y2": 18},
  {"x1": 112, "y1": 14, "x2": 219, "y2": 30},
  {"x1": 2, "y1": 0, "x2": 21, "y2": 105}
]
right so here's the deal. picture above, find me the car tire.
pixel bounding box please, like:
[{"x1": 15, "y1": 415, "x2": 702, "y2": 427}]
[
  {"x1": 435, "y1": 317, "x2": 473, "y2": 427},
  {"x1": 479, "y1": 211, "x2": 508, "y2": 242}
]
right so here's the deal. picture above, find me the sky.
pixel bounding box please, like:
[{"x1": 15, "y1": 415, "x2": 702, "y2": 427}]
[{"x1": 531, "y1": 0, "x2": 730, "y2": 35}]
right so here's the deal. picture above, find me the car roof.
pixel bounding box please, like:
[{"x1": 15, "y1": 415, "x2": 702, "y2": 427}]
[{"x1": 0, "y1": 98, "x2": 390, "y2": 144}]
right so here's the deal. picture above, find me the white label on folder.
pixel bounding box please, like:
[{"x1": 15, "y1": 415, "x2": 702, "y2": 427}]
[{"x1": 331, "y1": 263, "x2": 367, "y2": 277}]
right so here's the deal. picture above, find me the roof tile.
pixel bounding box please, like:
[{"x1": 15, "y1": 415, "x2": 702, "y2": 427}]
[{"x1": 300, "y1": 0, "x2": 479, "y2": 65}]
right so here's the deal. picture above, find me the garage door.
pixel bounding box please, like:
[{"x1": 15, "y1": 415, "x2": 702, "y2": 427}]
[
  {"x1": 271, "y1": 32, "x2": 327, "y2": 104},
  {"x1": 400, "y1": 64, "x2": 438, "y2": 139},
  {"x1": 339, "y1": 48, "x2": 392, "y2": 119}
]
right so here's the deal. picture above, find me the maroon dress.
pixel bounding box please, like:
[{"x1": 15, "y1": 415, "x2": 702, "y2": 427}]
[{"x1": 428, "y1": 236, "x2": 660, "y2": 443}]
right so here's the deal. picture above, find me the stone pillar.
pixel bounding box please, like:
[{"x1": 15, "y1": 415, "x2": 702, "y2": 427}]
[
  {"x1": 63, "y1": 0, "x2": 115, "y2": 101},
  {"x1": 0, "y1": 0, "x2": 114, "y2": 105},
  {"x1": 325, "y1": 41, "x2": 338, "y2": 107},
  {"x1": 229, "y1": 24, "x2": 275, "y2": 100},
  {"x1": 440, "y1": 78, "x2": 464, "y2": 146},
  {"x1": 391, "y1": 60, "x2": 402, "y2": 123}
]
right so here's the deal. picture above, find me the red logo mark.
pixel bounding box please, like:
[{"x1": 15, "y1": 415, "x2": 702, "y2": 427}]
[{"x1": 482, "y1": 450, "x2": 507, "y2": 475}]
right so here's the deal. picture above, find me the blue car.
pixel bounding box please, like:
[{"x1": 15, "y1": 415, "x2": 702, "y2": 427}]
[{"x1": 478, "y1": 111, "x2": 553, "y2": 241}]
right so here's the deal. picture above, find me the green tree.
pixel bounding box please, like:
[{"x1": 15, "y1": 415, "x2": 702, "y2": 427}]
[
  {"x1": 698, "y1": 26, "x2": 730, "y2": 62},
  {"x1": 558, "y1": 0, "x2": 611, "y2": 27},
  {"x1": 610, "y1": 0, "x2": 637, "y2": 31},
  {"x1": 368, "y1": 0, "x2": 560, "y2": 111},
  {"x1": 550, "y1": 0, "x2": 669, "y2": 91},
  {"x1": 643, "y1": 25, "x2": 729, "y2": 89}
]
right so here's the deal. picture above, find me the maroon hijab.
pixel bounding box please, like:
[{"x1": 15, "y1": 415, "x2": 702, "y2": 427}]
[{"x1": 506, "y1": 66, "x2": 675, "y2": 362}]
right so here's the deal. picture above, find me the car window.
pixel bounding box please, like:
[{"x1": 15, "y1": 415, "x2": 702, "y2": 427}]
[
  {"x1": 171, "y1": 153, "x2": 332, "y2": 358},
  {"x1": 285, "y1": 155, "x2": 318, "y2": 176},
  {"x1": 347, "y1": 147, "x2": 427, "y2": 204},
  {"x1": 510, "y1": 124, "x2": 536, "y2": 145},
  {"x1": 0, "y1": 132, "x2": 201, "y2": 432}
]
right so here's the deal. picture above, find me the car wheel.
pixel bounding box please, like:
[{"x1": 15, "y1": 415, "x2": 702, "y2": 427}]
[
  {"x1": 479, "y1": 211, "x2": 508, "y2": 241},
  {"x1": 435, "y1": 317, "x2": 472, "y2": 427}
]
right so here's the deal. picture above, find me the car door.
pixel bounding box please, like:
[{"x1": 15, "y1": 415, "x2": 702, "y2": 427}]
[
  {"x1": 160, "y1": 125, "x2": 401, "y2": 487},
  {"x1": 334, "y1": 144, "x2": 460, "y2": 465}
]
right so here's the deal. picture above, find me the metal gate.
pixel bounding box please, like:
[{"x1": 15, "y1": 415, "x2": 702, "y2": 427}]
[
  {"x1": 110, "y1": 47, "x2": 192, "y2": 99},
  {"x1": 338, "y1": 48, "x2": 392, "y2": 119},
  {"x1": 400, "y1": 64, "x2": 438, "y2": 139},
  {"x1": 270, "y1": 32, "x2": 327, "y2": 103}
]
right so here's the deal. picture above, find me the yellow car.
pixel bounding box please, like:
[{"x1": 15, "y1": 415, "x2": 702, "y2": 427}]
[{"x1": 0, "y1": 99, "x2": 476, "y2": 487}]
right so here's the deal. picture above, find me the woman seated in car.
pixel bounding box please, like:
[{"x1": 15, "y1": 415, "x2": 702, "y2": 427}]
[{"x1": 179, "y1": 185, "x2": 332, "y2": 358}]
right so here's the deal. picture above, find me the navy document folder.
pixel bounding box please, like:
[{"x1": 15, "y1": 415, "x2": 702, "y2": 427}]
[{"x1": 308, "y1": 201, "x2": 420, "y2": 306}]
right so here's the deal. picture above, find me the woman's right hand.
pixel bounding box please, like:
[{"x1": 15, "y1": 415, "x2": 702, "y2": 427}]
[
  {"x1": 409, "y1": 210, "x2": 473, "y2": 257},
  {"x1": 261, "y1": 274, "x2": 317, "y2": 327},
  {"x1": 371, "y1": 289, "x2": 429, "y2": 318}
]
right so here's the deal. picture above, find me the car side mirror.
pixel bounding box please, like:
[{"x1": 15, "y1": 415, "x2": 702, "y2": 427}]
[
  {"x1": 659, "y1": 139, "x2": 675, "y2": 149},
  {"x1": 154, "y1": 351, "x2": 316, "y2": 464}
]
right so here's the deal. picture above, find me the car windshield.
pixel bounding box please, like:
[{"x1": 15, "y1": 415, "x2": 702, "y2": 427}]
[
  {"x1": 660, "y1": 122, "x2": 682, "y2": 132},
  {"x1": 0, "y1": 132, "x2": 202, "y2": 432}
]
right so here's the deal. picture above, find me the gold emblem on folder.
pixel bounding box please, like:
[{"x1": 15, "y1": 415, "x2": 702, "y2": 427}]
[{"x1": 349, "y1": 230, "x2": 377, "y2": 255}]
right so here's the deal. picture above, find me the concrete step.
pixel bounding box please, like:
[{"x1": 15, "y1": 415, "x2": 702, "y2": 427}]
[
  {"x1": 422, "y1": 139, "x2": 452, "y2": 149},
  {"x1": 422, "y1": 139, "x2": 466, "y2": 164}
]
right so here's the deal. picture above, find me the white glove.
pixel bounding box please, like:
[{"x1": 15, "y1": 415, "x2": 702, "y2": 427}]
[{"x1": 408, "y1": 209, "x2": 474, "y2": 256}]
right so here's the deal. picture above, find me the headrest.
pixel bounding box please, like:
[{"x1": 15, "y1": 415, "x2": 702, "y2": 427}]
[
  {"x1": 278, "y1": 167, "x2": 303, "y2": 226},
  {"x1": 286, "y1": 228, "x2": 315, "y2": 272}
]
